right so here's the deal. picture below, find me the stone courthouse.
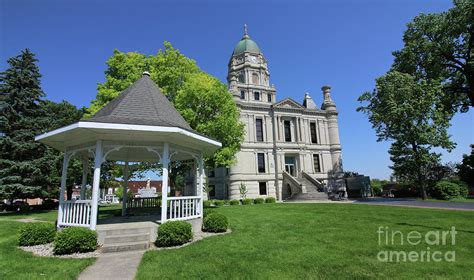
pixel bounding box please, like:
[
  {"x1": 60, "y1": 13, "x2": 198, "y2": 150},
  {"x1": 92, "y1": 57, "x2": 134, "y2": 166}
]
[{"x1": 208, "y1": 26, "x2": 344, "y2": 201}]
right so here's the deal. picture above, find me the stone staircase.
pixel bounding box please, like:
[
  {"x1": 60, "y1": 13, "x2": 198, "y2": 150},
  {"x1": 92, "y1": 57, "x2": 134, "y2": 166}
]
[
  {"x1": 97, "y1": 222, "x2": 156, "y2": 253},
  {"x1": 284, "y1": 172, "x2": 329, "y2": 201}
]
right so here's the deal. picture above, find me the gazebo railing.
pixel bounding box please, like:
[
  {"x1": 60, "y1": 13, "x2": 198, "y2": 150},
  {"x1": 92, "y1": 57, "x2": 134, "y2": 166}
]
[
  {"x1": 58, "y1": 200, "x2": 92, "y2": 227},
  {"x1": 167, "y1": 196, "x2": 201, "y2": 221},
  {"x1": 127, "y1": 197, "x2": 161, "y2": 209}
]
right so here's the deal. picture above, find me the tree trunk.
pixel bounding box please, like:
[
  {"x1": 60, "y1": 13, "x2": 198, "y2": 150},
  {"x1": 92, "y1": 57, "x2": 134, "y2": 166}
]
[{"x1": 420, "y1": 182, "x2": 428, "y2": 200}]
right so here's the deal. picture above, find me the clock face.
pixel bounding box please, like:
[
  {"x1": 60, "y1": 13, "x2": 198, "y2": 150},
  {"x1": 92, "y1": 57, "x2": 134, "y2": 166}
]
[{"x1": 249, "y1": 56, "x2": 258, "y2": 63}]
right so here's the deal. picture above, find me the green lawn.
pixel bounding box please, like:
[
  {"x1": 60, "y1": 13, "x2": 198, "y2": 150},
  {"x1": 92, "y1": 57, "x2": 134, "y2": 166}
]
[
  {"x1": 136, "y1": 203, "x2": 474, "y2": 279},
  {"x1": 0, "y1": 204, "x2": 122, "y2": 280}
]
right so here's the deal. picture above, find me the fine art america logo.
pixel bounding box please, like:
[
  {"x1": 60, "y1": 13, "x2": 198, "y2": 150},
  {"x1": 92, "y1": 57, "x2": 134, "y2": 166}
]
[{"x1": 377, "y1": 226, "x2": 457, "y2": 262}]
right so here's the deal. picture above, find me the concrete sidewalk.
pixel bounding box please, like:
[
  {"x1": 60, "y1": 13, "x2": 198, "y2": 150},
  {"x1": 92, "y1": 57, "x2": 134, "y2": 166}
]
[{"x1": 78, "y1": 250, "x2": 145, "y2": 280}]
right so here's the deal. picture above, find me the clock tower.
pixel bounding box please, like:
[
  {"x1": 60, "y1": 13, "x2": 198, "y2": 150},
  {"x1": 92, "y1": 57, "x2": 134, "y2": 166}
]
[{"x1": 228, "y1": 25, "x2": 276, "y2": 104}]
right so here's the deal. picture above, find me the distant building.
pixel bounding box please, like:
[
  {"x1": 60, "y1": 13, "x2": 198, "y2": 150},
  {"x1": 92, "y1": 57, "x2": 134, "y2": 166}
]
[{"x1": 207, "y1": 26, "x2": 344, "y2": 200}]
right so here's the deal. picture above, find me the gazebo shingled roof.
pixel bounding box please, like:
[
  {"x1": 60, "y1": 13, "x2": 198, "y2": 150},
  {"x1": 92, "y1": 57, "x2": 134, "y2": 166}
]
[{"x1": 88, "y1": 73, "x2": 192, "y2": 131}]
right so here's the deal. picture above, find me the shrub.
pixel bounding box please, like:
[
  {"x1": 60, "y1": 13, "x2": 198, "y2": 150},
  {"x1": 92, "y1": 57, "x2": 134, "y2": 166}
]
[
  {"x1": 254, "y1": 198, "x2": 265, "y2": 204},
  {"x1": 265, "y1": 197, "x2": 276, "y2": 203},
  {"x1": 202, "y1": 213, "x2": 228, "y2": 233},
  {"x1": 54, "y1": 227, "x2": 97, "y2": 255},
  {"x1": 156, "y1": 221, "x2": 192, "y2": 247},
  {"x1": 203, "y1": 208, "x2": 216, "y2": 217},
  {"x1": 18, "y1": 223, "x2": 56, "y2": 246},
  {"x1": 214, "y1": 200, "x2": 225, "y2": 207},
  {"x1": 203, "y1": 200, "x2": 212, "y2": 208},
  {"x1": 229, "y1": 200, "x2": 240, "y2": 205},
  {"x1": 431, "y1": 180, "x2": 468, "y2": 200},
  {"x1": 241, "y1": 198, "x2": 253, "y2": 205},
  {"x1": 223, "y1": 200, "x2": 230, "y2": 205}
]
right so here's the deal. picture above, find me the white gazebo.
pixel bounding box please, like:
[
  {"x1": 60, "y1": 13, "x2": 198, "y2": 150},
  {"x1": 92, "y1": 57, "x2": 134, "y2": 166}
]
[{"x1": 36, "y1": 72, "x2": 221, "y2": 230}]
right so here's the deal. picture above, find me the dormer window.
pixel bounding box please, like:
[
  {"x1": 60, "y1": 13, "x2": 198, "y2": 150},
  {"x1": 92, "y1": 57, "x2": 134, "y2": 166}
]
[{"x1": 254, "y1": 91, "x2": 260, "y2": 101}]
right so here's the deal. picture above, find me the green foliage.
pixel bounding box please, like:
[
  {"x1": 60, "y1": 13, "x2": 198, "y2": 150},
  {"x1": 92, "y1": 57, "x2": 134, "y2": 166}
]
[
  {"x1": 239, "y1": 183, "x2": 248, "y2": 199},
  {"x1": 457, "y1": 148, "x2": 474, "y2": 187},
  {"x1": 370, "y1": 179, "x2": 390, "y2": 196},
  {"x1": 53, "y1": 227, "x2": 97, "y2": 255},
  {"x1": 214, "y1": 200, "x2": 225, "y2": 207},
  {"x1": 431, "y1": 180, "x2": 468, "y2": 200},
  {"x1": 0, "y1": 49, "x2": 85, "y2": 201},
  {"x1": 203, "y1": 182, "x2": 214, "y2": 200},
  {"x1": 358, "y1": 71, "x2": 455, "y2": 199},
  {"x1": 391, "y1": 0, "x2": 474, "y2": 110},
  {"x1": 265, "y1": 197, "x2": 276, "y2": 203},
  {"x1": 114, "y1": 186, "x2": 134, "y2": 201},
  {"x1": 254, "y1": 198, "x2": 265, "y2": 204},
  {"x1": 229, "y1": 200, "x2": 240, "y2": 205},
  {"x1": 203, "y1": 200, "x2": 212, "y2": 208},
  {"x1": 18, "y1": 223, "x2": 56, "y2": 246},
  {"x1": 241, "y1": 198, "x2": 253, "y2": 205},
  {"x1": 156, "y1": 221, "x2": 192, "y2": 247},
  {"x1": 87, "y1": 43, "x2": 244, "y2": 167},
  {"x1": 202, "y1": 213, "x2": 228, "y2": 233},
  {"x1": 203, "y1": 208, "x2": 216, "y2": 217}
]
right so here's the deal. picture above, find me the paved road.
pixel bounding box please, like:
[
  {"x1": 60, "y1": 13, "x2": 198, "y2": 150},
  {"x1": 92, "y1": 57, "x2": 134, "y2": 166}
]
[{"x1": 352, "y1": 198, "x2": 474, "y2": 211}]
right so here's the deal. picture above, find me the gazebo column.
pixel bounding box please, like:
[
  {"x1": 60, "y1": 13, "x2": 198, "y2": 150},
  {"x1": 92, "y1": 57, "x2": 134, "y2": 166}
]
[
  {"x1": 121, "y1": 161, "x2": 129, "y2": 217},
  {"x1": 161, "y1": 143, "x2": 170, "y2": 223},
  {"x1": 90, "y1": 140, "x2": 103, "y2": 230},
  {"x1": 198, "y1": 153, "x2": 204, "y2": 218},
  {"x1": 80, "y1": 157, "x2": 88, "y2": 200},
  {"x1": 57, "y1": 152, "x2": 71, "y2": 228}
]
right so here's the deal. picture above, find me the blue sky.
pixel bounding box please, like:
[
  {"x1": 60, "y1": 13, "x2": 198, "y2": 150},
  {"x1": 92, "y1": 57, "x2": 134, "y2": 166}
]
[{"x1": 1, "y1": 0, "x2": 473, "y2": 179}]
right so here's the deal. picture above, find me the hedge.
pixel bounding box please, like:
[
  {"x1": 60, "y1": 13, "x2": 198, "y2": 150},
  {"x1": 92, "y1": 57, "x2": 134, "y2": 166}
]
[
  {"x1": 54, "y1": 227, "x2": 97, "y2": 255},
  {"x1": 254, "y1": 198, "x2": 265, "y2": 204},
  {"x1": 214, "y1": 200, "x2": 225, "y2": 207},
  {"x1": 203, "y1": 200, "x2": 212, "y2": 208},
  {"x1": 18, "y1": 223, "x2": 56, "y2": 246},
  {"x1": 241, "y1": 198, "x2": 253, "y2": 205},
  {"x1": 265, "y1": 197, "x2": 276, "y2": 203},
  {"x1": 156, "y1": 221, "x2": 192, "y2": 247},
  {"x1": 229, "y1": 200, "x2": 240, "y2": 205},
  {"x1": 202, "y1": 213, "x2": 228, "y2": 233}
]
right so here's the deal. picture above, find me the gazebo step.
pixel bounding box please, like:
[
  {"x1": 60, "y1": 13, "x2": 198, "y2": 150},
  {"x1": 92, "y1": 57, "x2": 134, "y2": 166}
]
[
  {"x1": 101, "y1": 241, "x2": 149, "y2": 253},
  {"x1": 104, "y1": 233, "x2": 150, "y2": 244},
  {"x1": 101, "y1": 227, "x2": 152, "y2": 236}
]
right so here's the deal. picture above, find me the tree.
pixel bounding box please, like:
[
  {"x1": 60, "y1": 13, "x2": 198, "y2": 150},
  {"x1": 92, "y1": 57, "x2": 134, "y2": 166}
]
[
  {"x1": 0, "y1": 49, "x2": 48, "y2": 202},
  {"x1": 458, "y1": 146, "x2": 474, "y2": 188},
  {"x1": 87, "y1": 42, "x2": 244, "y2": 168},
  {"x1": 392, "y1": 0, "x2": 474, "y2": 111},
  {"x1": 358, "y1": 71, "x2": 455, "y2": 199},
  {"x1": 239, "y1": 183, "x2": 248, "y2": 199},
  {"x1": 114, "y1": 186, "x2": 134, "y2": 202}
]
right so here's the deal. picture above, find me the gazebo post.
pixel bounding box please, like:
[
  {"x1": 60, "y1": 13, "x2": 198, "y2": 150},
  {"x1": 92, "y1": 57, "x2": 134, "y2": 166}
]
[
  {"x1": 90, "y1": 140, "x2": 103, "y2": 230},
  {"x1": 161, "y1": 143, "x2": 170, "y2": 223},
  {"x1": 80, "y1": 157, "x2": 88, "y2": 200},
  {"x1": 121, "y1": 161, "x2": 129, "y2": 216},
  {"x1": 198, "y1": 153, "x2": 204, "y2": 218},
  {"x1": 57, "y1": 152, "x2": 71, "y2": 228}
]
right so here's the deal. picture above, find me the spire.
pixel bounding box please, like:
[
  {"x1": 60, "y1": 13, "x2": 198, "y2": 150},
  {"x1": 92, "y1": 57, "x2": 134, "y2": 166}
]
[{"x1": 243, "y1": 24, "x2": 250, "y2": 39}]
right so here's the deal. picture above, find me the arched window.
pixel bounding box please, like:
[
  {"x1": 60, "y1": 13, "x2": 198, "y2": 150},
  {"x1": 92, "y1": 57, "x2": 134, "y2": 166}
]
[{"x1": 252, "y1": 73, "x2": 259, "y2": 85}]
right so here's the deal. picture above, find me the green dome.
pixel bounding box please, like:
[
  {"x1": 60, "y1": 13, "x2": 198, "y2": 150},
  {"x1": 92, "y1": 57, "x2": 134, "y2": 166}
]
[{"x1": 233, "y1": 38, "x2": 261, "y2": 55}]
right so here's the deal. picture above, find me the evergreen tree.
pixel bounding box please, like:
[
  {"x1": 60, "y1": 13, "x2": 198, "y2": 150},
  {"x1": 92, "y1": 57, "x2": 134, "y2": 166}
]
[{"x1": 0, "y1": 49, "x2": 48, "y2": 202}]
